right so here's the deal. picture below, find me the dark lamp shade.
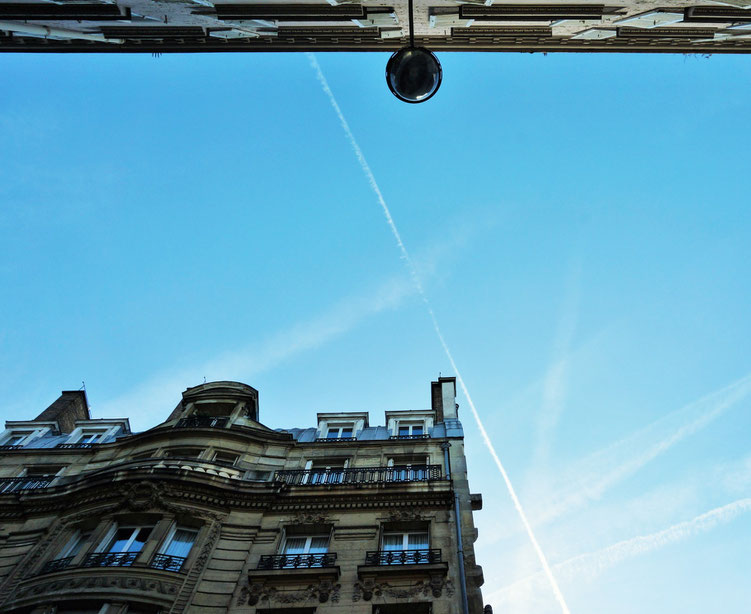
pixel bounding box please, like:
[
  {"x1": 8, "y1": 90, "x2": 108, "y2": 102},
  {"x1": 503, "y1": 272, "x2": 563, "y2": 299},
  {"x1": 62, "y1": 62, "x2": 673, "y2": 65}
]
[{"x1": 385, "y1": 47, "x2": 442, "y2": 103}]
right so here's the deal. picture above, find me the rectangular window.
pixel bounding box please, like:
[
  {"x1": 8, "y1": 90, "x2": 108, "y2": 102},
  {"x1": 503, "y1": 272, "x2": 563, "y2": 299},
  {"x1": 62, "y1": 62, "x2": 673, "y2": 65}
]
[
  {"x1": 85, "y1": 524, "x2": 153, "y2": 567},
  {"x1": 4, "y1": 432, "x2": 31, "y2": 446},
  {"x1": 396, "y1": 421, "x2": 424, "y2": 437},
  {"x1": 79, "y1": 431, "x2": 102, "y2": 444},
  {"x1": 151, "y1": 525, "x2": 198, "y2": 571},
  {"x1": 103, "y1": 526, "x2": 153, "y2": 553},
  {"x1": 59, "y1": 530, "x2": 91, "y2": 559},
  {"x1": 163, "y1": 448, "x2": 204, "y2": 459},
  {"x1": 213, "y1": 451, "x2": 239, "y2": 466},
  {"x1": 382, "y1": 531, "x2": 429, "y2": 551},
  {"x1": 378, "y1": 531, "x2": 431, "y2": 565},
  {"x1": 308, "y1": 459, "x2": 347, "y2": 484},
  {"x1": 326, "y1": 425, "x2": 354, "y2": 439},
  {"x1": 41, "y1": 530, "x2": 91, "y2": 573},
  {"x1": 283, "y1": 535, "x2": 330, "y2": 555},
  {"x1": 387, "y1": 456, "x2": 429, "y2": 481},
  {"x1": 279, "y1": 534, "x2": 331, "y2": 568}
]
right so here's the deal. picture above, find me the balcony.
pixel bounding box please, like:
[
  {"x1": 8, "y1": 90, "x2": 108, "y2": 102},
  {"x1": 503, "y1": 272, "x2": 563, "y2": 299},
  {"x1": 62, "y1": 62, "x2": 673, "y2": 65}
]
[
  {"x1": 314, "y1": 437, "x2": 358, "y2": 442},
  {"x1": 39, "y1": 556, "x2": 74, "y2": 574},
  {"x1": 175, "y1": 416, "x2": 228, "y2": 429},
  {"x1": 364, "y1": 549, "x2": 442, "y2": 566},
  {"x1": 82, "y1": 552, "x2": 138, "y2": 567},
  {"x1": 0, "y1": 444, "x2": 23, "y2": 450},
  {"x1": 389, "y1": 434, "x2": 430, "y2": 440},
  {"x1": 257, "y1": 553, "x2": 337, "y2": 570},
  {"x1": 149, "y1": 553, "x2": 186, "y2": 572},
  {"x1": 357, "y1": 549, "x2": 448, "y2": 596},
  {"x1": 0, "y1": 477, "x2": 52, "y2": 494},
  {"x1": 56, "y1": 442, "x2": 95, "y2": 449},
  {"x1": 273, "y1": 464, "x2": 441, "y2": 486},
  {"x1": 248, "y1": 553, "x2": 341, "y2": 605}
]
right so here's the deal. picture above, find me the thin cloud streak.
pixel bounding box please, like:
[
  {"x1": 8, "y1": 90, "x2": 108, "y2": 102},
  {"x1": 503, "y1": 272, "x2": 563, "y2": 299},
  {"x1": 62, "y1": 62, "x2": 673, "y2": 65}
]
[
  {"x1": 489, "y1": 497, "x2": 751, "y2": 608},
  {"x1": 96, "y1": 274, "x2": 416, "y2": 430},
  {"x1": 536, "y1": 371, "x2": 751, "y2": 525},
  {"x1": 307, "y1": 52, "x2": 573, "y2": 614}
]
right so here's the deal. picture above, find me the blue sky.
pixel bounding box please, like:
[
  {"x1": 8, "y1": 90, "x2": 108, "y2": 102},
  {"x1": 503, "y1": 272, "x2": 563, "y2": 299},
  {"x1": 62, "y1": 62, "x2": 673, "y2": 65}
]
[{"x1": 1, "y1": 50, "x2": 750, "y2": 614}]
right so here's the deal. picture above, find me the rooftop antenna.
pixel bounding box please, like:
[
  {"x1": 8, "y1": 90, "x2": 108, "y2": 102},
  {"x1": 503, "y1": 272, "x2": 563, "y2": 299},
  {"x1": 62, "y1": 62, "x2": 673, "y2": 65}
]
[{"x1": 385, "y1": 0, "x2": 442, "y2": 103}]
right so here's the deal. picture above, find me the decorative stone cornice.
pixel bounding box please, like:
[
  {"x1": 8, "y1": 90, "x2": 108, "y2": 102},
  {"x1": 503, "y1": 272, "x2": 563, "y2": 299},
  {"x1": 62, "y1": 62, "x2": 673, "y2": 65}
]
[{"x1": 352, "y1": 576, "x2": 454, "y2": 602}]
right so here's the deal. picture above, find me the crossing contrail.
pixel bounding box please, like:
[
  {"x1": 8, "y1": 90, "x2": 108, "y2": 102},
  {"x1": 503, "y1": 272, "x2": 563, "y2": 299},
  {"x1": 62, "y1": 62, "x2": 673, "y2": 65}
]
[
  {"x1": 306, "y1": 52, "x2": 573, "y2": 614},
  {"x1": 490, "y1": 496, "x2": 751, "y2": 607}
]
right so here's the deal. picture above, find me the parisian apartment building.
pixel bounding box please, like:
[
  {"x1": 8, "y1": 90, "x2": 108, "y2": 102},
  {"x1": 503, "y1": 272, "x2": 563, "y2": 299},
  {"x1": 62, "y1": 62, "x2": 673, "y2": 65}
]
[{"x1": 0, "y1": 377, "x2": 485, "y2": 614}]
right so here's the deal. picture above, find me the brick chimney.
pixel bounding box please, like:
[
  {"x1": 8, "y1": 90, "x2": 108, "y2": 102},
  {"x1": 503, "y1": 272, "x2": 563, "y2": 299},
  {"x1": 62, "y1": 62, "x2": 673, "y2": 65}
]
[
  {"x1": 431, "y1": 376, "x2": 457, "y2": 422},
  {"x1": 35, "y1": 390, "x2": 90, "y2": 434}
]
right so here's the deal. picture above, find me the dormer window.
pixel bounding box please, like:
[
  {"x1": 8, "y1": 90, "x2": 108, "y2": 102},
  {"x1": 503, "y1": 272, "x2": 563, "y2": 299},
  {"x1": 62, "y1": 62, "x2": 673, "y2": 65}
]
[
  {"x1": 0, "y1": 422, "x2": 57, "y2": 448},
  {"x1": 2, "y1": 432, "x2": 32, "y2": 447},
  {"x1": 397, "y1": 422, "x2": 424, "y2": 438},
  {"x1": 325, "y1": 424, "x2": 354, "y2": 440},
  {"x1": 316, "y1": 412, "x2": 368, "y2": 443},
  {"x1": 385, "y1": 411, "x2": 434, "y2": 440},
  {"x1": 78, "y1": 430, "x2": 104, "y2": 444},
  {"x1": 58, "y1": 419, "x2": 128, "y2": 448}
]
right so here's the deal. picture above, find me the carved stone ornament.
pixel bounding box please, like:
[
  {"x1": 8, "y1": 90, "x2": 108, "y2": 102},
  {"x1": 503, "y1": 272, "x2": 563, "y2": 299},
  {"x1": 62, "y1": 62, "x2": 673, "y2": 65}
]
[
  {"x1": 289, "y1": 511, "x2": 332, "y2": 525},
  {"x1": 385, "y1": 508, "x2": 425, "y2": 523},
  {"x1": 118, "y1": 481, "x2": 164, "y2": 512},
  {"x1": 246, "y1": 580, "x2": 340, "y2": 605},
  {"x1": 353, "y1": 578, "x2": 453, "y2": 602},
  {"x1": 14, "y1": 576, "x2": 178, "y2": 600}
]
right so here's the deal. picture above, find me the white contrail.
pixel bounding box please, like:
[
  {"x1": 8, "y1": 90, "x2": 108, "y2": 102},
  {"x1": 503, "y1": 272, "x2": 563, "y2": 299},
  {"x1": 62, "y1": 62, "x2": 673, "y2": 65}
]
[
  {"x1": 306, "y1": 52, "x2": 573, "y2": 614},
  {"x1": 490, "y1": 497, "x2": 751, "y2": 606}
]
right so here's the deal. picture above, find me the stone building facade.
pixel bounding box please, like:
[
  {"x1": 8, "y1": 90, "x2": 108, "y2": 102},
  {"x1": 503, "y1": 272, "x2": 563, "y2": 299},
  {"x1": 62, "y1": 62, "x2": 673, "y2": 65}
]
[{"x1": 0, "y1": 377, "x2": 484, "y2": 614}]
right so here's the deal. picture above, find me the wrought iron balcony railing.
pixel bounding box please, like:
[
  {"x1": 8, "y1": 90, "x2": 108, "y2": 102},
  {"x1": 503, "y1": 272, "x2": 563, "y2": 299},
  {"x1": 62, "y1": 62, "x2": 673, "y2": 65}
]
[
  {"x1": 40, "y1": 556, "x2": 75, "y2": 574},
  {"x1": 82, "y1": 552, "x2": 138, "y2": 567},
  {"x1": 56, "y1": 442, "x2": 95, "y2": 449},
  {"x1": 175, "y1": 416, "x2": 229, "y2": 429},
  {"x1": 389, "y1": 434, "x2": 431, "y2": 440},
  {"x1": 314, "y1": 437, "x2": 358, "y2": 442},
  {"x1": 273, "y1": 464, "x2": 441, "y2": 486},
  {"x1": 0, "y1": 477, "x2": 53, "y2": 493},
  {"x1": 150, "y1": 553, "x2": 186, "y2": 572},
  {"x1": 257, "y1": 553, "x2": 337, "y2": 570},
  {"x1": 364, "y1": 549, "x2": 442, "y2": 566},
  {"x1": 0, "y1": 444, "x2": 23, "y2": 450}
]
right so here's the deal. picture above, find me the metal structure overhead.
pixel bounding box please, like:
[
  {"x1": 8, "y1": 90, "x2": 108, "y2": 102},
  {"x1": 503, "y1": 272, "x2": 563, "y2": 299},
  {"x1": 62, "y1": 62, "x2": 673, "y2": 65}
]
[{"x1": 1, "y1": 0, "x2": 751, "y2": 52}]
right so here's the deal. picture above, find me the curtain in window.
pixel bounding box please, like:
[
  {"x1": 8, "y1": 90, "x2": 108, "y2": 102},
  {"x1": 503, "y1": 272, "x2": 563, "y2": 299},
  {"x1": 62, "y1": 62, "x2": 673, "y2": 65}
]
[
  {"x1": 408, "y1": 533, "x2": 429, "y2": 550},
  {"x1": 162, "y1": 529, "x2": 196, "y2": 558},
  {"x1": 382, "y1": 534, "x2": 403, "y2": 551},
  {"x1": 308, "y1": 537, "x2": 329, "y2": 553},
  {"x1": 283, "y1": 537, "x2": 307, "y2": 554}
]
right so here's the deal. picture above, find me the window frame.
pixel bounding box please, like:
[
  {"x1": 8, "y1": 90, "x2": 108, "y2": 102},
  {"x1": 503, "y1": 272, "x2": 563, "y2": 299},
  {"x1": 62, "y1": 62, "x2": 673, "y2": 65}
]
[
  {"x1": 381, "y1": 530, "x2": 430, "y2": 552},
  {"x1": 281, "y1": 534, "x2": 331, "y2": 555},
  {"x1": 325, "y1": 423, "x2": 355, "y2": 439},
  {"x1": 212, "y1": 450, "x2": 239, "y2": 466},
  {"x1": 95, "y1": 523, "x2": 154, "y2": 555},
  {"x1": 394, "y1": 420, "x2": 426, "y2": 438}
]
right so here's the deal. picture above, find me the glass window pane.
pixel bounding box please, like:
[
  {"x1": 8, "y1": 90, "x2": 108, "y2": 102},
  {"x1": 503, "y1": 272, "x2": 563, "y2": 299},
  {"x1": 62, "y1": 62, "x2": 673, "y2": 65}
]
[
  {"x1": 326, "y1": 428, "x2": 339, "y2": 439},
  {"x1": 382, "y1": 534, "x2": 403, "y2": 551},
  {"x1": 163, "y1": 528, "x2": 197, "y2": 558},
  {"x1": 284, "y1": 537, "x2": 306, "y2": 554},
  {"x1": 341, "y1": 427, "x2": 353, "y2": 438},
  {"x1": 407, "y1": 533, "x2": 429, "y2": 549},
  {"x1": 398, "y1": 426, "x2": 410, "y2": 436},
  {"x1": 309, "y1": 536, "x2": 329, "y2": 553},
  {"x1": 106, "y1": 528, "x2": 134, "y2": 553},
  {"x1": 128, "y1": 527, "x2": 152, "y2": 552},
  {"x1": 412, "y1": 425, "x2": 423, "y2": 435}
]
